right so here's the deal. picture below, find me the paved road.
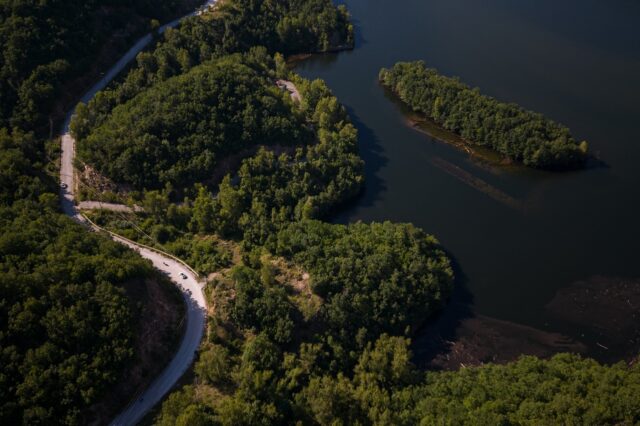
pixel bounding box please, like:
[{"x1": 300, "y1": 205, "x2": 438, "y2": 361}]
[
  {"x1": 59, "y1": 2, "x2": 217, "y2": 424},
  {"x1": 109, "y1": 239, "x2": 206, "y2": 426}
]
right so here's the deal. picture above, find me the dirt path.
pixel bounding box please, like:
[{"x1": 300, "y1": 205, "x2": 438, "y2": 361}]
[
  {"x1": 277, "y1": 79, "x2": 302, "y2": 102},
  {"x1": 77, "y1": 201, "x2": 143, "y2": 212}
]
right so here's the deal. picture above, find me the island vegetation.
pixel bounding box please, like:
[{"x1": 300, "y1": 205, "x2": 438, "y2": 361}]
[{"x1": 379, "y1": 61, "x2": 588, "y2": 169}]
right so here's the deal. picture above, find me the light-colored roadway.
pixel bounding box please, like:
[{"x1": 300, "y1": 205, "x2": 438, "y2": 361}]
[{"x1": 59, "y1": 2, "x2": 218, "y2": 424}]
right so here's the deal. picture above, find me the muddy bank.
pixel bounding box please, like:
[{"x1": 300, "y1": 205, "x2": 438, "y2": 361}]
[
  {"x1": 413, "y1": 313, "x2": 585, "y2": 371},
  {"x1": 546, "y1": 276, "x2": 640, "y2": 364},
  {"x1": 413, "y1": 275, "x2": 640, "y2": 371}
]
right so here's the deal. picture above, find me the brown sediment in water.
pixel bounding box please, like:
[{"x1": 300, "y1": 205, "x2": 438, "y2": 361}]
[
  {"x1": 546, "y1": 276, "x2": 640, "y2": 364},
  {"x1": 408, "y1": 117, "x2": 517, "y2": 172},
  {"x1": 430, "y1": 156, "x2": 523, "y2": 211},
  {"x1": 287, "y1": 53, "x2": 313, "y2": 67},
  {"x1": 286, "y1": 44, "x2": 354, "y2": 68},
  {"x1": 414, "y1": 314, "x2": 586, "y2": 371}
]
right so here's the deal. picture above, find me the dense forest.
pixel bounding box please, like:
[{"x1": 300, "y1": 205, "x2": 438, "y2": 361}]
[
  {"x1": 156, "y1": 340, "x2": 640, "y2": 425},
  {"x1": 379, "y1": 61, "x2": 588, "y2": 168},
  {"x1": 72, "y1": 0, "x2": 354, "y2": 136},
  {"x1": 2, "y1": 0, "x2": 639, "y2": 424},
  {"x1": 74, "y1": 54, "x2": 310, "y2": 189},
  {"x1": 0, "y1": 1, "x2": 193, "y2": 424},
  {"x1": 0, "y1": 0, "x2": 197, "y2": 135},
  {"x1": 148, "y1": 219, "x2": 454, "y2": 425},
  {"x1": 78, "y1": 51, "x2": 364, "y2": 247},
  {"x1": 0, "y1": 202, "x2": 154, "y2": 424}
]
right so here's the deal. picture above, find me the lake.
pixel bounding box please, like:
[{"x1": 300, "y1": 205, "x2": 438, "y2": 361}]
[{"x1": 296, "y1": 0, "x2": 640, "y2": 364}]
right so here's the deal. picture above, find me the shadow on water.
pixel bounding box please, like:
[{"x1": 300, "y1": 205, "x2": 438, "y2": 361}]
[
  {"x1": 331, "y1": 106, "x2": 388, "y2": 224},
  {"x1": 335, "y1": 0, "x2": 368, "y2": 49},
  {"x1": 412, "y1": 250, "x2": 599, "y2": 371},
  {"x1": 411, "y1": 251, "x2": 475, "y2": 370},
  {"x1": 351, "y1": 16, "x2": 367, "y2": 49}
]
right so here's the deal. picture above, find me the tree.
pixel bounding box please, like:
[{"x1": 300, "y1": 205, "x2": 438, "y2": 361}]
[
  {"x1": 298, "y1": 374, "x2": 360, "y2": 425},
  {"x1": 354, "y1": 334, "x2": 416, "y2": 388},
  {"x1": 195, "y1": 345, "x2": 232, "y2": 386},
  {"x1": 191, "y1": 186, "x2": 216, "y2": 233},
  {"x1": 143, "y1": 189, "x2": 169, "y2": 221}
]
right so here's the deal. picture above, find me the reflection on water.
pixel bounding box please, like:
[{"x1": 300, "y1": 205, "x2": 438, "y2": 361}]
[{"x1": 296, "y1": 0, "x2": 640, "y2": 363}]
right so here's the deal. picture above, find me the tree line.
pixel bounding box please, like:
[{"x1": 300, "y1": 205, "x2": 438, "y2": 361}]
[{"x1": 379, "y1": 61, "x2": 588, "y2": 169}]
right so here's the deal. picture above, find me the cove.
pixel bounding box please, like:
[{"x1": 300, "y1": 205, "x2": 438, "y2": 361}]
[{"x1": 295, "y1": 0, "x2": 640, "y2": 365}]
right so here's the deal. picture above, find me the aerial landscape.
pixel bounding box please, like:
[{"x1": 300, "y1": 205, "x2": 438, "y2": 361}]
[{"x1": 1, "y1": 0, "x2": 639, "y2": 424}]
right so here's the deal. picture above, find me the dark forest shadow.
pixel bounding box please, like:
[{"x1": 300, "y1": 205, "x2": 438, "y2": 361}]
[
  {"x1": 331, "y1": 106, "x2": 388, "y2": 223},
  {"x1": 411, "y1": 250, "x2": 475, "y2": 370}
]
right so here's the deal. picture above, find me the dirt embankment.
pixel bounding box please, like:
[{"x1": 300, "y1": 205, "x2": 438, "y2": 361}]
[{"x1": 87, "y1": 273, "x2": 186, "y2": 425}]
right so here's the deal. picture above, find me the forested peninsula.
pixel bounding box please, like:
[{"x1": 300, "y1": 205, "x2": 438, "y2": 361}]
[
  {"x1": 379, "y1": 61, "x2": 588, "y2": 169},
  {"x1": 1, "y1": 0, "x2": 639, "y2": 425}
]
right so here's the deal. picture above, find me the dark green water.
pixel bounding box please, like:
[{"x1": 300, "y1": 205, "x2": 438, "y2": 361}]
[{"x1": 296, "y1": 0, "x2": 640, "y2": 360}]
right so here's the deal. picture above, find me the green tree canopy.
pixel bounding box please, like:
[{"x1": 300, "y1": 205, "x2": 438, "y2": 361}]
[{"x1": 380, "y1": 61, "x2": 588, "y2": 168}]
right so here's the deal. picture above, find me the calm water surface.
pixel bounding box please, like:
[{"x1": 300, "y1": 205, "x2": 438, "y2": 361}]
[{"x1": 296, "y1": 0, "x2": 640, "y2": 357}]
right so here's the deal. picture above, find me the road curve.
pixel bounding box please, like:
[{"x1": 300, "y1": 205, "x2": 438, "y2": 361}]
[
  {"x1": 59, "y1": 2, "x2": 217, "y2": 425},
  {"x1": 109, "y1": 240, "x2": 206, "y2": 426}
]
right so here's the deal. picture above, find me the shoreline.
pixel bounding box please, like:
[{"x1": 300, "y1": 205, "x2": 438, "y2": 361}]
[
  {"x1": 407, "y1": 116, "x2": 515, "y2": 169},
  {"x1": 286, "y1": 44, "x2": 355, "y2": 68}
]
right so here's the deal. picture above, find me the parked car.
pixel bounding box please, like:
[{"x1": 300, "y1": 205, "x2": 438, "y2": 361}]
[{"x1": 180, "y1": 273, "x2": 187, "y2": 279}]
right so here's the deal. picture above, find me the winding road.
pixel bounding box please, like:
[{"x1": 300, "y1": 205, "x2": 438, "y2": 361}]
[{"x1": 59, "y1": 2, "x2": 217, "y2": 425}]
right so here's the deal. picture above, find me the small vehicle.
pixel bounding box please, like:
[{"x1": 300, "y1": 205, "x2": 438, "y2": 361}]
[
  {"x1": 180, "y1": 273, "x2": 187, "y2": 279},
  {"x1": 60, "y1": 183, "x2": 68, "y2": 189}
]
